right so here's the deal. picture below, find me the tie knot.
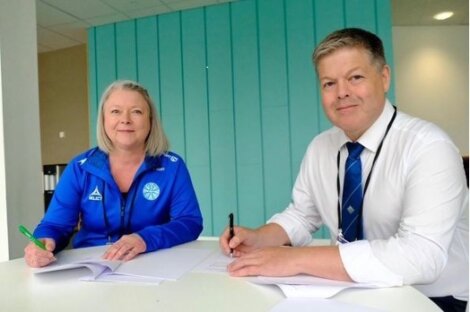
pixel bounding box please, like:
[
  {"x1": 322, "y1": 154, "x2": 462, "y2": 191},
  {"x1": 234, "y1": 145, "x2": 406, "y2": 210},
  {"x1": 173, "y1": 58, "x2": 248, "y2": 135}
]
[{"x1": 346, "y1": 142, "x2": 364, "y2": 159}]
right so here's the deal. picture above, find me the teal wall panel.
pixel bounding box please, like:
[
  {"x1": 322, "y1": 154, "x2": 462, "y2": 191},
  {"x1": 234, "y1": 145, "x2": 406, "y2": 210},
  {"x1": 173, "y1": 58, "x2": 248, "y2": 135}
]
[
  {"x1": 257, "y1": 0, "x2": 292, "y2": 219},
  {"x1": 135, "y1": 16, "x2": 160, "y2": 107},
  {"x1": 158, "y1": 13, "x2": 185, "y2": 156},
  {"x1": 181, "y1": 8, "x2": 213, "y2": 235},
  {"x1": 285, "y1": 0, "x2": 318, "y2": 177},
  {"x1": 87, "y1": 29, "x2": 98, "y2": 146},
  {"x1": 94, "y1": 24, "x2": 117, "y2": 97},
  {"x1": 345, "y1": 0, "x2": 376, "y2": 30},
  {"x1": 206, "y1": 5, "x2": 238, "y2": 236},
  {"x1": 88, "y1": 0, "x2": 394, "y2": 239},
  {"x1": 376, "y1": 0, "x2": 395, "y2": 103},
  {"x1": 231, "y1": 0, "x2": 265, "y2": 228},
  {"x1": 115, "y1": 20, "x2": 137, "y2": 81}
]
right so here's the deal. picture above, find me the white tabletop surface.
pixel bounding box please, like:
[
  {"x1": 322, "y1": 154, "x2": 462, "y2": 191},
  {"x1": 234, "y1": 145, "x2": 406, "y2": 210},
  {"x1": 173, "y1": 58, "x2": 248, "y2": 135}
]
[{"x1": 0, "y1": 239, "x2": 441, "y2": 312}]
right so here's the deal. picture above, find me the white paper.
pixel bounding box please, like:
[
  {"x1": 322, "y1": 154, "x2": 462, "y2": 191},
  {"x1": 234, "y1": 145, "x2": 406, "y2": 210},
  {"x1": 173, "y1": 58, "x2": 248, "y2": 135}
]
[
  {"x1": 33, "y1": 246, "x2": 120, "y2": 279},
  {"x1": 33, "y1": 245, "x2": 214, "y2": 283},
  {"x1": 276, "y1": 284, "x2": 358, "y2": 299},
  {"x1": 253, "y1": 274, "x2": 360, "y2": 286},
  {"x1": 192, "y1": 249, "x2": 234, "y2": 274},
  {"x1": 191, "y1": 250, "x2": 378, "y2": 299},
  {"x1": 115, "y1": 247, "x2": 213, "y2": 280},
  {"x1": 249, "y1": 275, "x2": 378, "y2": 298}
]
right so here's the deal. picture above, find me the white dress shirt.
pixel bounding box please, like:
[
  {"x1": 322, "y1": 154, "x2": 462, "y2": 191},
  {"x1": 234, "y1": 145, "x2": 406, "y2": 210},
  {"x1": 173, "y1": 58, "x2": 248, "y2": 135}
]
[{"x1": 269, "y1": 100, "x2": 469, "y2": 300}]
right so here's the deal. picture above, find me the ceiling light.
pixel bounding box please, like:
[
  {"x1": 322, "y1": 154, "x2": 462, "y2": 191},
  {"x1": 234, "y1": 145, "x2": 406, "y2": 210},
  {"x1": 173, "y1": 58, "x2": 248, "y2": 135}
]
[{"x1": 433, "y1": 11, "x2": 454, "y2": 20}]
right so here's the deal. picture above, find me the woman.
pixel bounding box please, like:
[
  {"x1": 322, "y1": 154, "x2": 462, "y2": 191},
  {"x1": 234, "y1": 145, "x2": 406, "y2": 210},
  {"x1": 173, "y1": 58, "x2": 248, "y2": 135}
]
[{"x1": 24, "y1": 80, "x2": 203, "y2": 267}]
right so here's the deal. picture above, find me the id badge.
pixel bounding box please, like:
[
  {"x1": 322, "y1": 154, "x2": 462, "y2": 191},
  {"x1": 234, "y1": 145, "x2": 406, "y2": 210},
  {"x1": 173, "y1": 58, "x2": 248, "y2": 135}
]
[{"x1": 336, "y1": 230, "x2": 350, "y2": 245}]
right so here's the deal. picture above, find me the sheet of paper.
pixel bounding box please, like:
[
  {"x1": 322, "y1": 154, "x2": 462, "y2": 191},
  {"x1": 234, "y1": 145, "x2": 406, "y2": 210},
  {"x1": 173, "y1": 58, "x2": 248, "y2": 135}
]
[
  {"x1": 192, "y1": 249, "x2": 234, "y2": 274},
  {"x1": 276, "y1": 284, "x2": 358, "y2": 299},
  {"x1": 253, "y1": 274, "x2": 356, "y2": 286},
  {"x1": 191, "y1": 250, "x2": 376, "y2": 299},
  {"x1": 270, "y1": 298, "x2": 384, "y2": 312},
  {"x1": 249, "y1": 275, "x2": 377, "y2": 298},
  {"x1": 32, "y1": 245, "x2": 214, "y2": 284},
  {"x1": 33, "y1": 246, "x2": 120, "y2": 276},
  {"x1": 115, "y1": 247, "x2": 214, "y2": 280}
]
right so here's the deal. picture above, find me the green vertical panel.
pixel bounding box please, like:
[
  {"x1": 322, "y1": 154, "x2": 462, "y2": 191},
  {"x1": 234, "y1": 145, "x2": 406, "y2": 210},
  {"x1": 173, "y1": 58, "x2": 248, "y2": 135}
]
[
  {"x1": 95, "y1": 24, "x2": 117, "y2": 99},
  {"x1": 344, "y1": 0, "x2": 375, "y2": 30},
  {"x1": 258, "y1": 0, "x2": 288, "y2": 109},
  {"x1": 313, "y1": 0, "x2": 345, "y2": 43},
  {"x1": 258, "y1": 0, "x2": 292, "y2": 219},
  {"x1": 313, "y1": 0, "x2": 344, "y2": 132},
  {"x1": 87, "y1": 28, "x2": 98, "y2": 147},
  {"x1": 285, "y1": 0, "x2": 318, "y2": 180},
  {"x1": 312, "y1": 0, "x2": 345, "y2": 240},
  {"x1": 376, "y1": 0, "x2": 395, "y2": 103},
  {"x1": 115, "y1": 20, "x2": 137, "y2": 81},
  {"x1": 231, "y1": 0, "x2": 265, "y2": 228},
  {"x1": 136, "y1": 16, "x2": 160, "y2": 108},
  {"x1": 181, "y1": 8, "x2": 212, "y2": 235},
  {"x1": 206, "y1": 4, "x2": 237, "y2": 235},
  {"x1": 158, "y1": 13, "x2": 185, "y2": 156}
]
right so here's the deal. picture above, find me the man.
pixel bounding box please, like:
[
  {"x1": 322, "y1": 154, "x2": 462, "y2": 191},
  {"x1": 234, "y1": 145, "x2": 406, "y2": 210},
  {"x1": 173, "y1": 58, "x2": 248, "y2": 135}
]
[{"x1": 220, "y1": 28, "x2": 468, "y2": 312}]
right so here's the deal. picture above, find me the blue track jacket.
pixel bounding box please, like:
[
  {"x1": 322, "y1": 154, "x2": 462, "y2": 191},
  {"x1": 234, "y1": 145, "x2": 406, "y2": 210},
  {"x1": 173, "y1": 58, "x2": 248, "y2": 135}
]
[{"x1": 34, "y1": 148, "x2": 203, "y2": 252}]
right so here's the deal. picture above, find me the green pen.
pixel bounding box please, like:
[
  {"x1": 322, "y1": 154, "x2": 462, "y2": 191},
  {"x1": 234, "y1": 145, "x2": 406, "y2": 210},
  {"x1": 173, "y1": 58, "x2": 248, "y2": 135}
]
[{"x1": 18, "y1": 225, "x2": 46, "y2": 250}]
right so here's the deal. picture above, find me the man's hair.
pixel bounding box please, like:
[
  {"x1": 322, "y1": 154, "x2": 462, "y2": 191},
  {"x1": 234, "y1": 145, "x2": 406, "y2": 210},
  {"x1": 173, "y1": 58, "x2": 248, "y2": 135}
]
[
  {"x1": 96, "y1": 80, "x2": 169, "y2": 156},
  {"x1": 312, "y1": 28, "x2": 386, "y2": 71}
]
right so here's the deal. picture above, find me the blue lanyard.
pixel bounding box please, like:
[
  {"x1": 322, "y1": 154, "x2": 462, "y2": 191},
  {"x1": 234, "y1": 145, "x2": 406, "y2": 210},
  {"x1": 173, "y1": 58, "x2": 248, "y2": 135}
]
[{"x1": 102, "y1": 183, "x2": 138, "y2": 244}]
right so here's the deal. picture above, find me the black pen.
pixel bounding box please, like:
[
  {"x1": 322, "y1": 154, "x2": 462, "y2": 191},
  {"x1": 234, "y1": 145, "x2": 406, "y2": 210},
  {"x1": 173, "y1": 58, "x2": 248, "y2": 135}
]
[{"x1": 229, "y1": 213, "x2": 234, "y2": 257}]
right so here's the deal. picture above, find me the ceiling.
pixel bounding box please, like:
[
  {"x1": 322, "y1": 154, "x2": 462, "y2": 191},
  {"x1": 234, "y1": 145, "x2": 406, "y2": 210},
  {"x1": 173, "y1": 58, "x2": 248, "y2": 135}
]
[{"x1": 36, "y1": 0, "x2": 469, "y2": 53}]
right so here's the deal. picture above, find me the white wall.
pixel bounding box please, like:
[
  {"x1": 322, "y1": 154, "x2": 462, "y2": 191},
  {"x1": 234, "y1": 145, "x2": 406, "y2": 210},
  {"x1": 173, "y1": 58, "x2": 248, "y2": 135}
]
[
  {"x1": 0, "y1": 0, "x2": 43, "y2": 261},
  {"x1": 393, "y1": 26, "x2": 469, "y2": 155}
]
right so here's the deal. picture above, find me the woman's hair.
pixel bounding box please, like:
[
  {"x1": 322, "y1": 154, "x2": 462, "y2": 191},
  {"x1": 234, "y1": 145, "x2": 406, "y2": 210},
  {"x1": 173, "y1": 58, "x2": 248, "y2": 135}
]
[
  {"x1": 96, "y1": 80, "x2": 169, "y2": 156},
  {"x1": 312, "y1": 28, "x2": 386, "y2": 71}
]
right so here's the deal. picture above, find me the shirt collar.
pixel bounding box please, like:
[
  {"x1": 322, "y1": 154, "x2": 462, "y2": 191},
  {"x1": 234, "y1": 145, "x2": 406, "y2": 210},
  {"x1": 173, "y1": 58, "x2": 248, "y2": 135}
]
[{"x1": 336, "y1": 99, "x2": 395, "y2": 153}]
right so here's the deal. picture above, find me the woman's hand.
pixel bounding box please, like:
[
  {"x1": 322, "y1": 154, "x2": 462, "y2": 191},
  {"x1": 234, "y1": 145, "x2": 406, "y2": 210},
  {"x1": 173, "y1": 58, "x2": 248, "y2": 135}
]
[
  {"x1": 24, "y1": 238, "x2": 56, "y2": 268},
  {"x1": 103, "y1": 234, "x2": 146, "y2": 261}
]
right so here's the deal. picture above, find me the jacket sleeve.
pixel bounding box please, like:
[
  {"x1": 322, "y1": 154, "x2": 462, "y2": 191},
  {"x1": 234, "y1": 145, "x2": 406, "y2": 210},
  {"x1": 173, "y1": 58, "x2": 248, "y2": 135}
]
[
  {"x1": 137, "y1": 159, "x2": 203, "y2": 252},
  {"x1": 33, "y1": 160, "x2": 83, "y2": 252}
]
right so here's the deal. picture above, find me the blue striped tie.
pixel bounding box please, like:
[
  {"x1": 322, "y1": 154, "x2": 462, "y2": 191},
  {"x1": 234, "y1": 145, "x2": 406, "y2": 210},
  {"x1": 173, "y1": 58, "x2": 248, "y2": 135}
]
[{"x1": 342, "y1": 142, "x2": 365, "y2": 242}]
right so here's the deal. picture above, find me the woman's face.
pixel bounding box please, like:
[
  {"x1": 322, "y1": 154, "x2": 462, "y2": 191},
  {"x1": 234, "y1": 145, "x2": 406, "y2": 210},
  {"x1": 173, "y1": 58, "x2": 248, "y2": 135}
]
[{"x1": 103, "y1": 88, "x2": 151, "y2": 152}]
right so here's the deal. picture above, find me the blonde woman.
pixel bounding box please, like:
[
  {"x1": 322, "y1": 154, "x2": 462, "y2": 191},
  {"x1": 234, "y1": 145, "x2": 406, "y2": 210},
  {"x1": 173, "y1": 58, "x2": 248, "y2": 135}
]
[{"x1": 25, "y1": 80, "x2": 203, "y2": 267}]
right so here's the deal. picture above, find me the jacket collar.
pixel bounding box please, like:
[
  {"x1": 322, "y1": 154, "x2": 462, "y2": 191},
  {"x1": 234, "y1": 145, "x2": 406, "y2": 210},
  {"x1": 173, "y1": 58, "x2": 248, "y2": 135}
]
[{"x1": 80, "y1": 147, "x2": 162, "y2": 182}]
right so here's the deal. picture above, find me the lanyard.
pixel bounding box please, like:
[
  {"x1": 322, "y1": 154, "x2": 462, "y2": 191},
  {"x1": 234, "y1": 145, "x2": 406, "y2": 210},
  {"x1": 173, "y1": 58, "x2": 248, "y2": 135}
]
[
  {"x1": 102, "y1": 184, "x2": 138, "y2": 244},
  {"x1": 336, "y1": 106, "x2": 397, "y2": 242}
]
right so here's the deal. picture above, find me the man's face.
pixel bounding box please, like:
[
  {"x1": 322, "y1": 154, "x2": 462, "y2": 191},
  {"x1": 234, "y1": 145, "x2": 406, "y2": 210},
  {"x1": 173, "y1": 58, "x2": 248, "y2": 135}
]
[{"x1": 317, "y1": 47, "x2": 390, "y2": 141}]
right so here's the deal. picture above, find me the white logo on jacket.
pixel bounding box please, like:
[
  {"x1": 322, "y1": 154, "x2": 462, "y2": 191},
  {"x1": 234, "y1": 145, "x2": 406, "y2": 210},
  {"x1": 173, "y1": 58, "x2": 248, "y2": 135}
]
[
  {"x1": 88, "y1": 186, "x2": 102, "y2": 201},
  {"x1": 143, "y1": 182, "x2": 160, "y2": 201},
  {"x1": 163, "y1": 154, "x2": 178, "y2": 162}
]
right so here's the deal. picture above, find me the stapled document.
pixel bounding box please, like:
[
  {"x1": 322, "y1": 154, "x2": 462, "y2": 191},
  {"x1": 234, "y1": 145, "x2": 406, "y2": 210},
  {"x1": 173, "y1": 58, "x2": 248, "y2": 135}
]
[{"x1": 33, "y1": 244, "x2": 213, "y2": 284}]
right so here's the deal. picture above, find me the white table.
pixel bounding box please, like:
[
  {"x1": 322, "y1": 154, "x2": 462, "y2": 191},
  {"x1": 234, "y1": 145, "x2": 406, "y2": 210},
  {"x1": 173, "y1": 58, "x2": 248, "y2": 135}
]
[{"x1": 0, "y1": 239, "x2": 440, "y2": 312}]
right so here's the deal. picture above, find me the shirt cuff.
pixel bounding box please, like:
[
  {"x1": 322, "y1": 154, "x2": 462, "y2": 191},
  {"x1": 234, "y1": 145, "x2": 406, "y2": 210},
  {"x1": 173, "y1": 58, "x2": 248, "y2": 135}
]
[{"x1": 339, "y1": 240, "x2": 404, "y2": 287}]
